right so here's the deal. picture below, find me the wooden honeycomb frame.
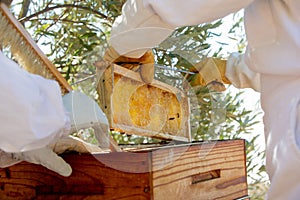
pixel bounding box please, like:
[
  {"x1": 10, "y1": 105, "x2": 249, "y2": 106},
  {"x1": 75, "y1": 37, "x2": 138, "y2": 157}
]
[{"x1": 97, "y1": 63, "x2": 191, "y2": 142}]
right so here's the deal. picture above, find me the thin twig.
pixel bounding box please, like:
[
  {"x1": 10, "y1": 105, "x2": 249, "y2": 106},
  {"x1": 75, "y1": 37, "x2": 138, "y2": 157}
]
[
  {"x1": 18, "y1": 0, "x2": 31, "y2": 25},
  {"x1": 19, "y1": 4, "x2": 110, "y2": 23},
  {"x1": 29, "y1": 17, "x2": 88, "y2": 24}
]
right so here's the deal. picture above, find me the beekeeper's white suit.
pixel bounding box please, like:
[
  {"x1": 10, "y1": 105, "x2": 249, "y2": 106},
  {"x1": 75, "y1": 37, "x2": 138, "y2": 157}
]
[
  {"x1": 0, "y1": 51, "x2": 109, "y2": 176},
  {"x1": 0, "y1": 52, "x2": 70, "y2": 153},
  {"x1": 0, "y1": 51, "x2": 73, "y2": 176},
  {"x1": 109, "y1": 0, "x2": 300, "y2": 199}
]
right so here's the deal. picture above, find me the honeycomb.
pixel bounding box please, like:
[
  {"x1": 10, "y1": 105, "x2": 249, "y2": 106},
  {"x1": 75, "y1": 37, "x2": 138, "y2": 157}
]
[{"x1": 112, "y1": 74, "x2": 182, "y2": 135}]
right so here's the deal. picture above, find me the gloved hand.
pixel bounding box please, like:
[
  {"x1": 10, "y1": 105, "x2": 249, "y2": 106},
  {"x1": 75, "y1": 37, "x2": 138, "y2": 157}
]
[
  {"x1": 103, "y1": 47, "x2": 155, "y2": 84},
  {"x1": 188, "y1": 58, "x2": 231, "y2": 92},
  {"x1": 0, "y1": 135, "x2": 104, "y2": 177},
  {"x1": 48, "y1": 135, "x2": 104, "y2": 154},
  {"x1": 0, "y1": 146, "x2": 72, "y2": 177},
  {"x1": 62, "y1": 91, "x2": 119, "y2": 151}
]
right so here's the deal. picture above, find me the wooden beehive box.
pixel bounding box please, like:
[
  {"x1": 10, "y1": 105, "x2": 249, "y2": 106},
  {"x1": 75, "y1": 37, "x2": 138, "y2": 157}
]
[
  {"x1": 97, "y1": 63, "x2": 191, "y2": 142},
  {"x1": 0, "y1": 140, "x2": 249, "y2": 200}
]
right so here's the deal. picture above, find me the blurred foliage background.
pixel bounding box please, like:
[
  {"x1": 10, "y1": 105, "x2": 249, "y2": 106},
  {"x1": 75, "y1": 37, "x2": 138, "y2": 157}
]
[{"x1": 4, "y1": 0, "x2": 269, "y2": 198}]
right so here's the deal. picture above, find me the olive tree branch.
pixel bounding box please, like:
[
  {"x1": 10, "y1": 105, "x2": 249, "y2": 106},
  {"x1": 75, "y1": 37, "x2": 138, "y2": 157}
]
[{"x1": 19, "y1": 4, "x2": 110, "y2": 23}]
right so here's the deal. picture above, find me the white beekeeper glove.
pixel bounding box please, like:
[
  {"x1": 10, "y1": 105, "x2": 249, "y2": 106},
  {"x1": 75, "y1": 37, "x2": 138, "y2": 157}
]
[
  {"x1": 0, "y1": 135, "x2": 104, "y2": 177},
  {"x1": 0, "y1": 91, "x2": 111, "y2": 177},
  {"x1": 0, "y1": 146, "x2": 72, "y2": 176},
  {"x1": 62, "y1": 91, "x2": 111, "y2": 150}
]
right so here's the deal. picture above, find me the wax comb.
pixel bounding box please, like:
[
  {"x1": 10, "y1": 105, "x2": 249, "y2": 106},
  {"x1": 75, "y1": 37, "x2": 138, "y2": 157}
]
[{"x1": 0, "y1": 2, "x2": 72, "y2": 94}]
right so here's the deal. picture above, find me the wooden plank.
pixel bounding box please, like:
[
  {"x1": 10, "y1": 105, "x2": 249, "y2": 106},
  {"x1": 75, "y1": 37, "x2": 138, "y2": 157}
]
[
  {"x1": 0, "y1": 152, "x2": 152, "y2": 200},
  {"x1": 97, "y1": 63, "x2": 114, "y2": 126},
  {"x1": 151, "y1": 140, "x2": 248, "y2": 200},
  {"x1": 113, "y1": 64, "x2": 185, "y2": 95},
  {"x1": 0, "y1": 3, "x2": 72, "y2": 94},
  {"x1": 0, "y1": 140, "x2": 248, "y2": 200}
]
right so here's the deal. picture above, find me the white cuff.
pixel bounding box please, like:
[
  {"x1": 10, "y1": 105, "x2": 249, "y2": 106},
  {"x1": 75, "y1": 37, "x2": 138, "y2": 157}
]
[
  {"x1": 226, "y1": 53, "x2": 261, "y2": 92},
  {"x1": 110, "y1": 0, "x2": 175, "y2": 58}
]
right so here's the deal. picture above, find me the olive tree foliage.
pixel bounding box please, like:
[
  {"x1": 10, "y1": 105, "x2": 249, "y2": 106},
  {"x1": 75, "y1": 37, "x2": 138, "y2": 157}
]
[
  {"x1": 7, "y1": 0, "x2": 267, "y2": 193},
  {"x1": 8, "y1": 0, "x2": 125, "y2": 95}
]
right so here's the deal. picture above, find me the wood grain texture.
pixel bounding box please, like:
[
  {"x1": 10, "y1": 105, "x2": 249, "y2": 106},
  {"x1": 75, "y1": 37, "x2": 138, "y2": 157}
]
[
  {"x1": 0, "y1": 152, "x2": 151, "y2": 200},
  {"x1": 151, "y1": 140, "x2": 248, "y2": 200},
  {"x1": 0, "y1": 140, "x2": 248, "y2": 200}
]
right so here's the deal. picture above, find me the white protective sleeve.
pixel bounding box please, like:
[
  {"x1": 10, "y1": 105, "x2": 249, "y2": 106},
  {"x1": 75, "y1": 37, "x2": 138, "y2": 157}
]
[
  {"x1": 110, "y1": 0, "x2": 260, "y2": 91},
  {"x1": 110, "y1": 0, "x2": 254, "y2": 58},
  {"x1": 0, "y1": 52, "x2": 70, "y2": 153},
  {"x1": 226, "y1": 53, "x2": 261, "y2": 92}
]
